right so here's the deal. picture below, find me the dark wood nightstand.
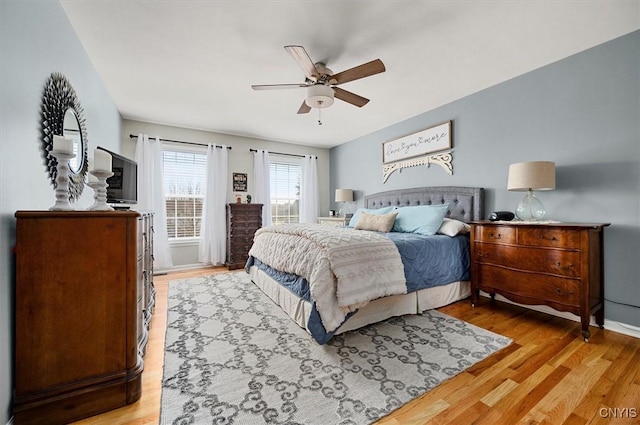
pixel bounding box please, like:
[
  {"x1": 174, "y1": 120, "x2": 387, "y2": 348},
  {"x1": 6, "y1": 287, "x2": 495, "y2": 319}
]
[{"x1": 470, "y1": 221, "x2": 609, "y2": 342}]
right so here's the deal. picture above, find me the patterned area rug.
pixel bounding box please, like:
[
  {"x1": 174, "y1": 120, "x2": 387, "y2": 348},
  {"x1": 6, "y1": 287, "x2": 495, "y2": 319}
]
[{"x1": 160, "y1": 272, "x2": 511, "y2": 425}]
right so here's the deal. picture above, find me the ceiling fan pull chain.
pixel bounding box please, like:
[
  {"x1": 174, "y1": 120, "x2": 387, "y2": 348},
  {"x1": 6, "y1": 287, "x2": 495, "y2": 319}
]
[{"x1": 318, "y1": 107, "x2": 322, "y2": 125}]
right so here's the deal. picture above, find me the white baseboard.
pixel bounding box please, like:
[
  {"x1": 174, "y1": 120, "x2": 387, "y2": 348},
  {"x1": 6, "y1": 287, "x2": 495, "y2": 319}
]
[
  {"x1": 480, "y1": 292, "x2": 640, "y2": 340},
  {"x1": 155, "y1": 263, "x2": 217, "y2": 275},
  {"x1": 603, "y1": 319, "x2": 640, "y2": 339}
]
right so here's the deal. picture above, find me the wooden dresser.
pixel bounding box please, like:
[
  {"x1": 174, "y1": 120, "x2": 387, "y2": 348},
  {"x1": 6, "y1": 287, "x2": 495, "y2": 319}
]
[
  {"x1": 14, "y1": 210, "x2": 154, "y2": 425},
  {"x1": 226, "y1": 203, "x2": 263, "y2": 270},
  {"x1": 470, "y1": 221, "x2": 609, "y2": 341}
]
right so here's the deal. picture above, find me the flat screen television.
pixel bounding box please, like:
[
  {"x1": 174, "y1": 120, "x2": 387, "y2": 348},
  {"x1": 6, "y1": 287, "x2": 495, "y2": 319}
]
[{"x1": 97, "y1": 146, "x2": 138, "y2": 206}]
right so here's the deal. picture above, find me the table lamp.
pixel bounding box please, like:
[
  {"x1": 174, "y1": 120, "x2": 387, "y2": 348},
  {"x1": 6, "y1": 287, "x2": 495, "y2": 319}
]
[
  {"x1": 507, "y1": 161, "x2": 555, "y2": 220},
  {"x1": 335, "y1": 189, "x2": 353, "y2": 217}
]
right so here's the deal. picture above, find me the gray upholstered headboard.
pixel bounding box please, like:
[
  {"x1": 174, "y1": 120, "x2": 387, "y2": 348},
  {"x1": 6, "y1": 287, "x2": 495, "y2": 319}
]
[{"x1": 364, "y1": 186, "x2": 484, "y2": 223}]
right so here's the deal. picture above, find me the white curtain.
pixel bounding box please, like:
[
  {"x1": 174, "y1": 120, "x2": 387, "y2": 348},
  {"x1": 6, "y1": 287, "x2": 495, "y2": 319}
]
[
  {"x1": 299, "y1": 155, "x2": 319, "y2": 223},
  {"x1": 199, "y1": 144, "x2": 229, "y2": 265},
  {"x1": 253, "y1": 149, "x2": 272, "y2": 226},
  {"x1": 135, "y1": 134, "x2": 173, "y2": 270}
]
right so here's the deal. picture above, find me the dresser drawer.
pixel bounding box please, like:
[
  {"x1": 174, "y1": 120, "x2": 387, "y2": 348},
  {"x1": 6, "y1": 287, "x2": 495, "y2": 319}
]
[
  {"x1": 474, "y1": 244, "x2": 581, "y2": 278},
  {"x1": 231, "y1": 211, "x2": 262, "y2": 223},
  {"x1": 477, "y1": 266, "x2": 580, "y2": 307},
  {"x1": 230, "y1": 227, "x2": 258, "y2": 238},
  {"x1": 475, "y1": 225, "x2": 516, "y2": 244},
  {"x1": 231, "y1": 235, "x2": 254, "y2": 246},
  {"x1": 517, "y1": 227, "x2": 580, "y2": 249}
]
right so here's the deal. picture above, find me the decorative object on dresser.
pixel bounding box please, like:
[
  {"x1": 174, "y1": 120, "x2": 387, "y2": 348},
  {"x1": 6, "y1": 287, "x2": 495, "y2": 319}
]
[
  {"x1": 13, "y1": 211, "x2": 155, "y2": 425},
  {"x1": 334, "y1": 188, "x2": 353, "y2": 217},
  {"x1": 40, "y1": 73, "x2": 89, "y2": 201},
  {"x1": 507, "y1": 161, "x2": 556, "y2": 220},
  {"x1": 87, "y1": 148, "x2": 114, "y2": 211},
  {"x1": 226, "y1": 203, "x2": 263, "y2": 270},
  {"x1": 316, "y1": 216, "x2": 349, "y2": 227},
  {"x1": 49, "y1": 135, "x2": 76, "y2": 211},
  {"x1": 470, "y1": 221, "x2": 609, "y2": 342}
]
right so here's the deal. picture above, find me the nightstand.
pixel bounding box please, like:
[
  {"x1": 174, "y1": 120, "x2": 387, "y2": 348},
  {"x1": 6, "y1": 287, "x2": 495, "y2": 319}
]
[
  {"x1": 317, "y1": 216, "x2": 349, "y2": 227},
  {"x1": 470, "y1": 221, "x2": 609, "y2": 342}
]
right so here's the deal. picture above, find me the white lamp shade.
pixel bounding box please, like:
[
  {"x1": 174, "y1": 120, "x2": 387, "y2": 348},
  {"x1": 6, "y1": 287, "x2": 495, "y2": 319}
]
[
  {"x1": 335, "y1": 189, "x2": 353, "y2": 202},
  {"x1": 507, "y1": 161, "x2": 556, "y2": 191},
  {"x1": 305, "y1": 84, "x2": 334, "y2": 108}
]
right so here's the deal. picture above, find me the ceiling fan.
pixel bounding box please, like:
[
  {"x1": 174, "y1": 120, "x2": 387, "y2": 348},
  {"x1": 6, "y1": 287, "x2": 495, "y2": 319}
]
[{"x1": 251, "y1": 45, "x2": 386, "y2": 116}]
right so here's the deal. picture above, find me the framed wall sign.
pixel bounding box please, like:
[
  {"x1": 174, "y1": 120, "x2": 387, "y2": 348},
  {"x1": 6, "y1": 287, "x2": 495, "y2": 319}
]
[
  {"x1": 233, "y1": 172, "x2": 247, "y2": 191},
  {"x1": 382, "y1": 121, "x2": 451, "y2": 164}
]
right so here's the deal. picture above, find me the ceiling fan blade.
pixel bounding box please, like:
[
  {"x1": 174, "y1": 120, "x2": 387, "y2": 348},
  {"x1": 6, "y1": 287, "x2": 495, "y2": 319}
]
[
  {"x1": 297, "y1": 101, "x2": 311, "y2": 114},
  {"x1": 333, "y1": 87, "x2": 369, "y2": 107},
  {"x1": 284, "y1": 45, "x2": 320, "y2": 80},
  {"x1": 331, "y1": 59, "x2": 385, "y2": 85},
  {"x1": 251, "y1": 83, "x2": 307, "y2": 90}
]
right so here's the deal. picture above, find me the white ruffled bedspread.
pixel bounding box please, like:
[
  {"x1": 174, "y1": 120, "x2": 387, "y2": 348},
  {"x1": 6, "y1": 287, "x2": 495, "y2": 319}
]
[{"x1": 248, "y1": 223, "x2": 406, "y2": 333}]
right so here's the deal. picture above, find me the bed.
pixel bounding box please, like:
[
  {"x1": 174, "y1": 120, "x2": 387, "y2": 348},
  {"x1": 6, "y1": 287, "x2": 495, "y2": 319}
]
[{"x1": 245, "y1": 186, "x2": 484, "y2": 344}]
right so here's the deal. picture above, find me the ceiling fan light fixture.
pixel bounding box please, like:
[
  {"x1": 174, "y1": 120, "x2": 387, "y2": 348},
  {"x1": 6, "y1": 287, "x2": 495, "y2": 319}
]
[{"x1": 305, "y1": 84, "x2": 334, "y2": 109}]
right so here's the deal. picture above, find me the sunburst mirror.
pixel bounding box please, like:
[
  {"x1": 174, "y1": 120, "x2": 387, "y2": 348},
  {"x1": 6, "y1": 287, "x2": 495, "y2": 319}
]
[{"x1": 40, "y1": 72, "x2": 89, "y2": 201}]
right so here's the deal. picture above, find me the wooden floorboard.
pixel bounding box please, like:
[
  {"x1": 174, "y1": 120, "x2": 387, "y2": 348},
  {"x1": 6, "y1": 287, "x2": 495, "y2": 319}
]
[{"x1": 72, "y1": 267, "x2": 640, "y2": 425}]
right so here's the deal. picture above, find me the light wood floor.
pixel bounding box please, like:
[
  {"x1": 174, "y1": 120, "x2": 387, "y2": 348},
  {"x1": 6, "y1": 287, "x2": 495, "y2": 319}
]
[{"x1": 73, "y1": 267, "x2": 640, "y2": 425}]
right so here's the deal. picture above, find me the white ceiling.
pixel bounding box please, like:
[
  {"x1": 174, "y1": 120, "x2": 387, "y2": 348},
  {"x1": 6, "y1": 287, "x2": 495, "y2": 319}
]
[{"x1": 60, "y1": 1, "x2": 639, "y2": 148}]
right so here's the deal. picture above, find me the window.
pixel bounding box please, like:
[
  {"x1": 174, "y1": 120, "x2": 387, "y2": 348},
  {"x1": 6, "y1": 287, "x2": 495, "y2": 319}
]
[
  {"x1": 270, "y1": 160, "x2": 301, "y2": 225},
  {"x1": 163, "y1": 148, "x2": 207, "y2": 239}
]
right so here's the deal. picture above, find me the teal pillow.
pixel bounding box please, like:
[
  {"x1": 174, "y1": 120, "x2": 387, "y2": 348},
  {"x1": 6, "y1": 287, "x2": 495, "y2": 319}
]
[
  {"x1": 348, "y1": 206, "x2": 398, "y2": 227},
  {"x1": 392, "y1": 204, "x2": 449, "y2": 235}
]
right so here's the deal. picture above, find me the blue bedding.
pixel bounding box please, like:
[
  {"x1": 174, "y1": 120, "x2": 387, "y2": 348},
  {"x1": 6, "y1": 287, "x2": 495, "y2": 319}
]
[
  {"x1": 385, "y1": 232, "x2": 470, "y2": 292},
  {"x1": 245, "y1": 232, "x2": 470, "y2": 344}
]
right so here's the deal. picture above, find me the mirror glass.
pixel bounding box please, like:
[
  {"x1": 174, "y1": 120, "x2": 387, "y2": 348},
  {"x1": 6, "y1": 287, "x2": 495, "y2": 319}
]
[
  {"x1": 63, "y1": 108, "x2": 84, "y2": 173},
  {"x1": 40, "y1": 73, "x2": 89, "y2": 201}
]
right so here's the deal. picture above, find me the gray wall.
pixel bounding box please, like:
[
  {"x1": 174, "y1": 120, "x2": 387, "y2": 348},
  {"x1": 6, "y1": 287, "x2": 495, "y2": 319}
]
[
  {"x1": 0, "y1": 1, "x2": 122, "y2": 422},
  {"x1": 121, "y1": 119, "x2": 331, "y2": 269},
  {"x1": 331, "y1": 30, "x2": 640, "y2": 327}
]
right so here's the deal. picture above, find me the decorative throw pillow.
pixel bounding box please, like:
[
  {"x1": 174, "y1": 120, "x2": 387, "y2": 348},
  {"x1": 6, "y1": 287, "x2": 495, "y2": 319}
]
[
  {"x1": 354, "y1": 211, "x2": 398, "y2": 232},
  {"x1": 348, "y1": 206, "x2": 398, "y2": 227},
  {"x1": 392, "y1": 203, "x2": 449, "y2": 235},
  {"x1": 437, "y1": 218, "x2": 471, "y2": 237}
]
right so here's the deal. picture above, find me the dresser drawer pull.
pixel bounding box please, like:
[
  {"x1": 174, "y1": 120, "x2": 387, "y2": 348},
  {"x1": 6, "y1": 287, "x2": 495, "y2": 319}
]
[
  {"x1": 554, "y1": 261, "x2": 574, "y2": 270},
  {"x1": 488, "y1": 233, "x2": 502, "y2": 240},
  {"x1": 541, "y1": 235, "x2": 558, "y2": 241},
  {"x1": 555, "y1": 288, "x2": 574, "y2": 296},
  {"x1": 476, "y1": 253, "x2": 489, "y2": 258}
]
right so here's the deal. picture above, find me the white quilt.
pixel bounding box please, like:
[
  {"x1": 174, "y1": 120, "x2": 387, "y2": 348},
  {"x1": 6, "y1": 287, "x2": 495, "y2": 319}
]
[{"x1": 248, "y1": 223, "x2": 406, "y2": 333}]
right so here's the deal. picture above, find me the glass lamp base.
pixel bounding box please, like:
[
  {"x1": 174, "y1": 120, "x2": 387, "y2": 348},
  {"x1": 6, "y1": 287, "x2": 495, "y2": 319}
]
[{"x1": 515, "y1": 191, "x2": 546, "y2": 220}]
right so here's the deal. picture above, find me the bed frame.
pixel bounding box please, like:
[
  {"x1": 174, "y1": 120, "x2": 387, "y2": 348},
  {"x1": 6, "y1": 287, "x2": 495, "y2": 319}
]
[
  {"x1": 364, "y1": 186, "x2": 484, "y2": 223},
  {"x1": 248, "y1": 186, "x2": 485, "y2": 340}
]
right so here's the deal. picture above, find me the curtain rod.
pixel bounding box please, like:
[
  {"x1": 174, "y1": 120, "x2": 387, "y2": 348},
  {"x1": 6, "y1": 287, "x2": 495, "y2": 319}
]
[
  {"x1": 128, "y1": 134, "x2": 231, "y2": 149},
  {"x1": 249, "y1": 148, "x2": 316, "y2": 159}
]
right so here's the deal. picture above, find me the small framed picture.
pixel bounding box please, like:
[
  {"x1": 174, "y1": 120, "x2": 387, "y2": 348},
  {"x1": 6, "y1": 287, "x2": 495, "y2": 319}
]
[{"x1": 233, "y1": 173, "x2": 247, "y2": 192}]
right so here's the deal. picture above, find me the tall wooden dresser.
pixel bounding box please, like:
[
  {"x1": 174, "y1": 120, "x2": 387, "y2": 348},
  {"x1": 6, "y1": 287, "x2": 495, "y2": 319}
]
[
  {"x1": 470, "y1": 221, "x2": 609, "y2": 341},
  {"x1": 14, "y1": 210, "x2": 154, "y2": 425},
  {"x1": 226, "y1": 203, "x2": 263, "y2": 270}
]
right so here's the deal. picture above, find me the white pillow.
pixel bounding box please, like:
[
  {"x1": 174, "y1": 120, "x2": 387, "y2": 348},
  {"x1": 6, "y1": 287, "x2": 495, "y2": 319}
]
[
  {"x1": 354, "y1": 211, "x2": 398, "y2": 232},
  {"x1": 437, "y1": 218, "x2": 471, "y2": 237}
]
